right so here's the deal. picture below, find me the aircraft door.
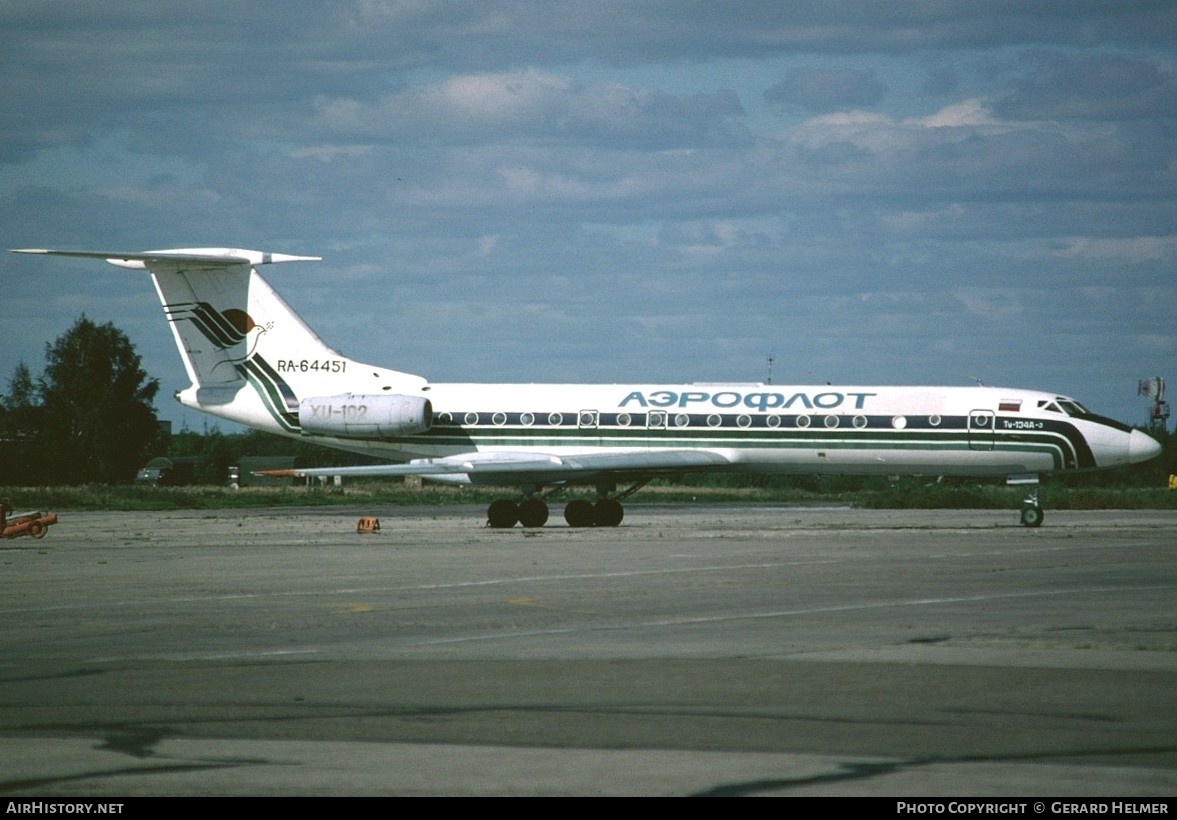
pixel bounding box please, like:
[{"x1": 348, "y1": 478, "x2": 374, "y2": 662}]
[{"x1": 968, "y1": 410, "x2": 995, "y2": 450}]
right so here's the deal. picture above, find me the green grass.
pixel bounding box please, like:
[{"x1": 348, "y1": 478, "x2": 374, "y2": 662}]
[
  {"x1": 3, "y1": 479, "x2": 1175, "y2": 512},
  {"x1": 2, "y1": 482, "x2": 480, "y2": 511}
]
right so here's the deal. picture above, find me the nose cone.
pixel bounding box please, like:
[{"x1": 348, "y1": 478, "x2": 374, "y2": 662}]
[{"x1": 1128, "y1": 429, "x2": 1163, "y2": 464}]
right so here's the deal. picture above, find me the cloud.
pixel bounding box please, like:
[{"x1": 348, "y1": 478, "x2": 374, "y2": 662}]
[
  {"x1": 311, "y1": 68, "x2": 749, "y2": 148},
  {"x1": 764, "y1": 66, "x2": 888, "y2": 112},
  {"x1": 912, "y1": 98, "x2": 1001, "y2": 128},
  {"x1": 953, "y1": 289, "x2": 1025, "y2": 321},
  {"x1": 996, "y1": 51, "x2": 1177, "y2": 121},
  {"x1": 1053, "y1": 236, "x2": 1177, "y2": 264}
]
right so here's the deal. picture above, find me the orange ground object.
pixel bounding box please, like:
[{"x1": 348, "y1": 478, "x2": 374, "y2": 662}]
[
  {"x1": 0, "y1": 503, "x2": 59, "y2": 539},
  {"x1": 356, "y1": 517, "x2": 381, "y2": 534}
]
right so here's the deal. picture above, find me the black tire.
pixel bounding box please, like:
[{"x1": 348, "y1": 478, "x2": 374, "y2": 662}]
[
  {"x1": 593, "y1": 499, "x2": 624, "y2": 527},
  {"x1": 487, "y1": 499, "x2": 519, "y2": 528},
  {"x1": 1020, "y1": 506, "x2": 1044, "y2": 528},
  {"x1": 564, "y1": 499, "x2": 595, "y2": 528},
  {"x1": 518, "y1": 498, "x2": 549, "y2": 528}
]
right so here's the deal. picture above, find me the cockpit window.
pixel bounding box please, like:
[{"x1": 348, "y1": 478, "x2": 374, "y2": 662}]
[{"x1": 1037, "y1": 398, "x2": 1091, "y2": 416}]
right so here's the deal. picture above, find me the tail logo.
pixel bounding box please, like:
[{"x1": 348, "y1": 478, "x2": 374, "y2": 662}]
[
  {"x1": 165, "y1": 301, "x2": 300, "y2": 433},
  {"x1": 165, "y1": 301, "x2": 271, "y2": 371}
]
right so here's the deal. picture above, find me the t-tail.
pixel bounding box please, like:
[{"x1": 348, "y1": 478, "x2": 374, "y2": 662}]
[{"x1": 11, "y1": 248, "x2": 432, "y2": 439}]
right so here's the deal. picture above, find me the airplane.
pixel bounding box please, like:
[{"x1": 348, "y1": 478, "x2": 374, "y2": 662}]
[{"x1": 13, "y1": 247, "x2": 1163, "y2": 528}]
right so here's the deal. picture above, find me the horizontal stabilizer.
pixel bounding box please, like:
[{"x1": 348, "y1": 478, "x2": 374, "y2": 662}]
[{"x1": 11, "y1": 248, "x2": 320, "y2": 269}]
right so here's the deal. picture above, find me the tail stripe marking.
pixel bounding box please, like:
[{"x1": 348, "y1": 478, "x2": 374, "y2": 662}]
[{"x1": 237, "y1": 357, "x2": 301, "y2": 433}]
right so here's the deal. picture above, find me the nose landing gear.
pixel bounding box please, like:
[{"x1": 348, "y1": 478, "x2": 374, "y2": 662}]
[
  {"x1": 1009, "y1": 474, "x2": 1044, "y2": 528},
  {"x1": 1019, "y1": 502, "x2": 1044, "y2": 528}
]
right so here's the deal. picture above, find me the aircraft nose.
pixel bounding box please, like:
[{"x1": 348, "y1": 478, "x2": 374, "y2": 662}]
[{"x1": 1128, "y1": 429, "x2": 1163, "y2": 464}]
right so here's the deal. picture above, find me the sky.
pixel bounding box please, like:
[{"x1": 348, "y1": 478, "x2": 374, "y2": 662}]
[{"x1": 1, "y1": 1, "x2": 1174, "y2": 431}]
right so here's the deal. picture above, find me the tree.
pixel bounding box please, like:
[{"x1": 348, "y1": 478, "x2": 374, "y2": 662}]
[
  {"x1": 37, "y1": 317, "x2": 160, "y2": 484},
  {"x1": 0, "y1": 362, "x2": 45, "y2": 483},
  {"x1": 4, "y1": 362, "x2": 37, "y2": 414}
]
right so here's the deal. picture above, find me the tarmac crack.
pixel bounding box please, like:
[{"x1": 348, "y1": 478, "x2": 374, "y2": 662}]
[{"x1": 692, "y1": 744, "x2": 1177, "y2": 796}]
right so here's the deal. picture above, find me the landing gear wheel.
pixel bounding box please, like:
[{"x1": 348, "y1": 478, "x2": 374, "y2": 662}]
[
  {"x1": 1020, "y1": 505, "x2": 1043, "y2": 528},
  {"x1": 487, "y1": 499, "x2": 519, "y2": 528},
  {"x1": 518, "y1": 498, "x2": 549, "y2": 528},
  {"x1": 593, "y1": 498, "x2": 624, "y2": 527},
  {"x1": 564, "y1": 499, "x2": 595, "y2": 528},
  {"x1": 28, "y1": 520, "x2": 45, "y2": 539}
]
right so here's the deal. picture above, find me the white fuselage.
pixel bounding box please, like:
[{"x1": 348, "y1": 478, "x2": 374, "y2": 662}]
[{"x1": 193, "y1": 379, "x2": 1151, "y2": 482}]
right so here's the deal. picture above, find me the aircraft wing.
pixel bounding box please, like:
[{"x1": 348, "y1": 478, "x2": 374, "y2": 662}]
[{"x1": 260, "y1": 449, "x2": 732, "y2": 485}]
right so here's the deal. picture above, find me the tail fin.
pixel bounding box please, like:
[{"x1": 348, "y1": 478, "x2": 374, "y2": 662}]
[{"x1": 12, "y1": 248, "x2": 426, "y2": 433}]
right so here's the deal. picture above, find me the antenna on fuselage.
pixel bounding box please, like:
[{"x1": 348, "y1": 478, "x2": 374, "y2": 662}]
[{"x1": 766, "y1": 354, "x2": 775, "y2": 385}]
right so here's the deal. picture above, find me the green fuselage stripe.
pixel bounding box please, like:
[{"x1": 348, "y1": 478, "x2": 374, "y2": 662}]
[{"x1": 361, "y1": 422, "x2": 1077, "y2": 471}]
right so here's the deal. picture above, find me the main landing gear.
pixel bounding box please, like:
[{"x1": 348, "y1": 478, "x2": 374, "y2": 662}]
[
  {"x1": 562, "y1": 498, "x2": 623, "y2": 528},
  {"x1": 487, "y1": 498, "x2": 549, "y2": 528},
  {"x1": 485, "y1": 480, "x2": 650, "y2": 529}
]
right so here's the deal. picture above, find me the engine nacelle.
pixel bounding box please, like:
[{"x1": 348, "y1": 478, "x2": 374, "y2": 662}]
[{"x1": 299, "y1": 393, "x2": 432, "y2": 438}]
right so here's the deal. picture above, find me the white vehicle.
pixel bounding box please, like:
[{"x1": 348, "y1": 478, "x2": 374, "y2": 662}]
[{"x1": 15, "y1": 247, "x2": 1161, "y2": 528}]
